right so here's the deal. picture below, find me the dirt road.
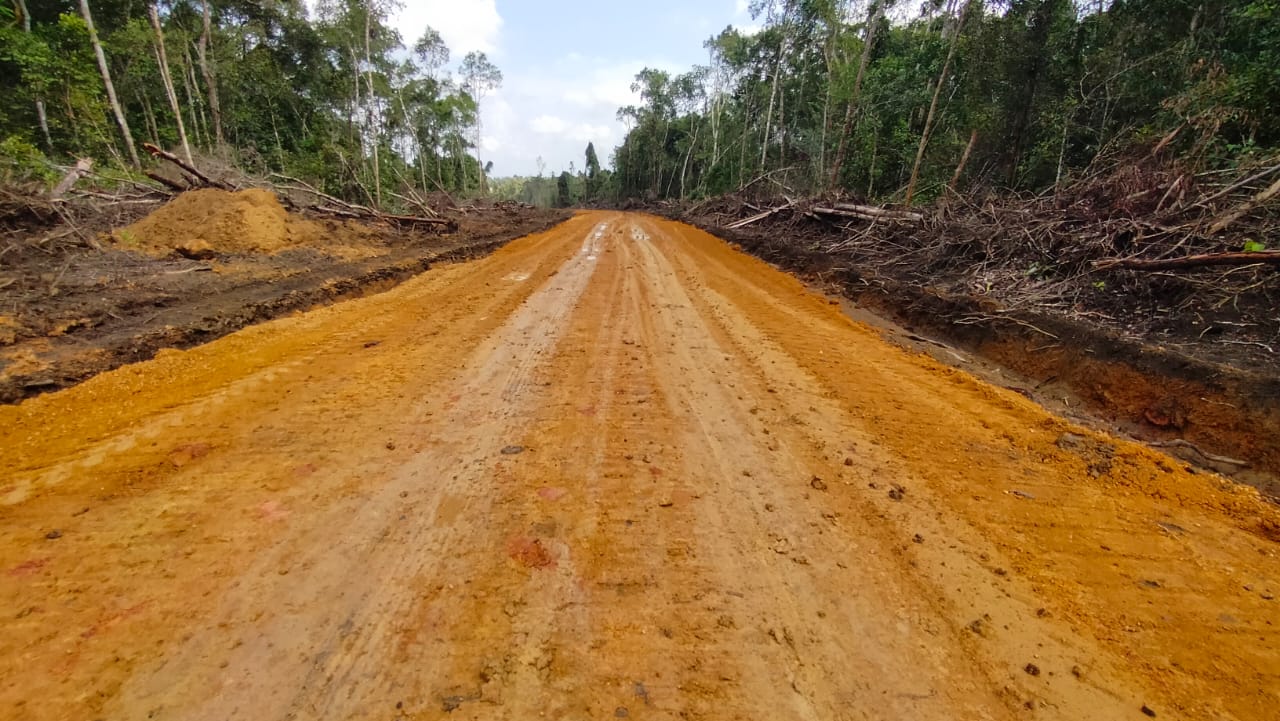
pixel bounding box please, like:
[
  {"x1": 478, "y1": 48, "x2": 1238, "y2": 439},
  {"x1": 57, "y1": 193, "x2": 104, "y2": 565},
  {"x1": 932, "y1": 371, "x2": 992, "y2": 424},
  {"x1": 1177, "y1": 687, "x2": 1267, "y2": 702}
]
[{"x1": 3, "y1": 212, "x2": 1278, "y2": 721}]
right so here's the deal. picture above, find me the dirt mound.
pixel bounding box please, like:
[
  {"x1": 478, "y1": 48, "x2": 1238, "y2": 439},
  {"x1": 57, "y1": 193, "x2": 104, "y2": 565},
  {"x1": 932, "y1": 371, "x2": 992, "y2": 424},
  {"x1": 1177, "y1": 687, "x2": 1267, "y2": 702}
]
[{"x1": 116, "y1": 188, "x2": 323, "y2": 257}]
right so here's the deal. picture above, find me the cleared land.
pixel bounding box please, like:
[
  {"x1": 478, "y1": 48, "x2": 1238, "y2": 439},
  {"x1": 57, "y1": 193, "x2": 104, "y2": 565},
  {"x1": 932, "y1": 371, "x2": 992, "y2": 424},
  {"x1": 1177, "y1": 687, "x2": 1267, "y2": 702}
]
[{"x1": 2, "y1": 212, "x2": 1277, "y2": 720}]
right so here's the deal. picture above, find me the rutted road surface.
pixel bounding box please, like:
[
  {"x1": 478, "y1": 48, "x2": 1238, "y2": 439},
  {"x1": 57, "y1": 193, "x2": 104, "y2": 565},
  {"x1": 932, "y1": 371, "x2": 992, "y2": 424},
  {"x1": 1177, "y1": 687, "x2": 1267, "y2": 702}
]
[{"x1": 2, "y1": 212, "x2": 1278, "y2": 721}]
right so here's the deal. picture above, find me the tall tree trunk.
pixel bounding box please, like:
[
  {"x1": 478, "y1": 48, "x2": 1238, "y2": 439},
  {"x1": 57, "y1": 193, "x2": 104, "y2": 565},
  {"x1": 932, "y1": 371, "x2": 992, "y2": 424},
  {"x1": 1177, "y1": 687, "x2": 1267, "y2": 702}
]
[
  {"x1": 760, "y1": 28, "x2": 787, "y2": 173},
  {"x1": 16, "y1": 0, "x2": 53, "y2": 149},
  {"x1": 905, "y1": 0, "x2": 969, "y2": 205},
  {"x1": 79, "y1": 0, "x2": 139, "y2": 167},
  {"x1": 139, "y1": 90, "x2": 159, "y2": 145},
  {"x1": 363, "y1": 9, "x2": 381, "y2": 207},
  {"x1": 828, "y1": 1, "x2": 882, "y2": 191},
  {"x1": 196, "y1": 0, "x2": 223, "y2": 147},
  {"x1": 148, "y1": 4, "x2": 193, "y2": 164},
  {"x1": 1004, "y1": 0, "x2": 1058, "y2": 185},
  {"x1": 948, "y1": 128, "x2": 978, "y2": 194},
  {"x1": 179, "y1": 43, "x2": 207, "y2": 148}
]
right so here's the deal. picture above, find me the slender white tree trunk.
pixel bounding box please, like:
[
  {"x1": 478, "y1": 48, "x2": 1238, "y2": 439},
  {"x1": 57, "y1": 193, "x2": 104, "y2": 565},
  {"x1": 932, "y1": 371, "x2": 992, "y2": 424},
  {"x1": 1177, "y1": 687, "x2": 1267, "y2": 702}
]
[
  {"x1": 149, "y1": 4, "x2": 193, "y2": 164},
  {"x1": 363, "y1": 10, "x2": 381, "y2": 207},
  {"x1": 80, "y1": 0, "x2": 139, "y2": 167}
]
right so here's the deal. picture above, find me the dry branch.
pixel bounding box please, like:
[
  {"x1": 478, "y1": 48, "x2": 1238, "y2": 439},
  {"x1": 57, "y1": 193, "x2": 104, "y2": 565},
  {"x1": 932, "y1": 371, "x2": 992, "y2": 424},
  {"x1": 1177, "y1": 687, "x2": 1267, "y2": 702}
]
[
  {"x1": 271, "y1": 173, "x2": 453, "y2": 229},
  {"x1": 1094, "y1": 251, "x2": 1280, "y2": 271},
  {"x1": 142, "y1": 142, "x2": 233, "y2": 191},
  {"x1": 1208, "y1": 175, "x2": 1280, "y2": 234},
  {"x1": 727, "y1": 202, "x2": 794, "y2": 229}
]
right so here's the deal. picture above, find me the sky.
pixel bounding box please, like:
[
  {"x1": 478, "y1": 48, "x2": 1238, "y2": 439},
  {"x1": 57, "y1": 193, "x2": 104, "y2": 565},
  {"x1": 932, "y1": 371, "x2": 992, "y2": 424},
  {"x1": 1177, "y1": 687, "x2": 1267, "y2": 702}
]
[{"x1": 391, "y1": 0, "x2": 760, "y2": 177}]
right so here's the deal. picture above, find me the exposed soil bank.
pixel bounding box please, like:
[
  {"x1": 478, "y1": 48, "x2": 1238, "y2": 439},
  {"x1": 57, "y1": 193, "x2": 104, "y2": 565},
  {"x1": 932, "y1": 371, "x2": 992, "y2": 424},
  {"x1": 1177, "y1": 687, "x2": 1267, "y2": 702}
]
[
  {"x1": 0, "y1": 200, "x2": 569, "y2": 403},
  {"x1": 680, "y1": 216, "x2": 1280, "y2": 496}
]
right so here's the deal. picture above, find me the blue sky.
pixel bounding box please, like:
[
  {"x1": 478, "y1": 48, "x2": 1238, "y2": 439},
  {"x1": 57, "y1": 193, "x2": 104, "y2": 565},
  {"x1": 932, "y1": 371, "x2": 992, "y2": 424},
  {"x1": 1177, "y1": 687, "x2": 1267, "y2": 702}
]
[{"x1": 392, "y1": 1, "x2": 759, "y2": 177}]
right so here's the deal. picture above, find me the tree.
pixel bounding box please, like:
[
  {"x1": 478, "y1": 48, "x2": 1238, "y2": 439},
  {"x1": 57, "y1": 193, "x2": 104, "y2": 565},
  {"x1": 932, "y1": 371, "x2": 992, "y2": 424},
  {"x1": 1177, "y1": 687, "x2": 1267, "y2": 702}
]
[
  {"x1": 905, "y1": 0, "x2": 972, "y2": 205},
  {"x1": 584, "y1": 142, "x2": 601, "y2": 199},
  {"x1": 148, "y1": 3, "x2": 192, "y2": 164},
  {"x1": 460, "y1": 51, "x2": 502, "y2": 191},
  {"x1": 78, "y1": 0, "x2": 139, "y2": 167},
  {"x1": 196, "y1": 0, "x2": 222, "y2": 147},
  {"x1": 556, "y1": 170, "x2": 571, "y2": 207}
]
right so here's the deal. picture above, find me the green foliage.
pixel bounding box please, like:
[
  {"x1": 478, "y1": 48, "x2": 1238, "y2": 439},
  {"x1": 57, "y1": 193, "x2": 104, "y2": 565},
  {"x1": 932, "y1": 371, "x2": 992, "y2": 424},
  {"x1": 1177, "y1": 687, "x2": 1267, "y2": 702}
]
[
  {"x1": 0, "y1": 136, "x2": 56, "y2": 183},
  {"x1": 0, "y1": 0, "x2": 500, "y2": 206},
  {"x1": 613, "y1": 0, "x2": 1280, "y2": 203}
]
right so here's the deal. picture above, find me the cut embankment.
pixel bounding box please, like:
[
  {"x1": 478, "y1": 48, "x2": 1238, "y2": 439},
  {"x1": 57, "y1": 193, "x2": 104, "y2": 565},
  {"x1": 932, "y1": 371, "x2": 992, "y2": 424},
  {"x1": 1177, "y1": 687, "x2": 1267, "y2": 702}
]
[{"x1": 0, "y1": 192, "x2": 570, "y2": 403}]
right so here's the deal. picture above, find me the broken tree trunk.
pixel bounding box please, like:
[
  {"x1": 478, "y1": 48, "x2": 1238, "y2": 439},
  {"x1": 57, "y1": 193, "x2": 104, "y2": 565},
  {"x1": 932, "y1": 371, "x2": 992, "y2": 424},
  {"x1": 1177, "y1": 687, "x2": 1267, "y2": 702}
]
[{"x1": 49, "y1": 159, "x2": 94, "y2": 199}]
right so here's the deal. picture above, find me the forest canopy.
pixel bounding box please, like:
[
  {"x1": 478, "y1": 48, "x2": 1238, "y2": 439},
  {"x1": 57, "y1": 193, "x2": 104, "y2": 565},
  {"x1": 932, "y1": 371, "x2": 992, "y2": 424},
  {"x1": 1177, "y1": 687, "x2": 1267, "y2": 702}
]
[
  {"x1": 610, "y1": 0, "x2": 1279, "y2": 204},
  {"x1": 0, "y1": 0, "x2": 501, "y2": 204}
]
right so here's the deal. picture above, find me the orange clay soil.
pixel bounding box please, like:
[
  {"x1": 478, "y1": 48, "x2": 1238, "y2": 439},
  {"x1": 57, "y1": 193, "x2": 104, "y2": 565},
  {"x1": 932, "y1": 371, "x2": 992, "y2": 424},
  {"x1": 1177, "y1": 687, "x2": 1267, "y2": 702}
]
[
  {"x1": 113, "y1": 188, "x2": 326, "y2": 256},
  {"x1": 1, "y1": 212, "x2": 1277, "y2": 721}
]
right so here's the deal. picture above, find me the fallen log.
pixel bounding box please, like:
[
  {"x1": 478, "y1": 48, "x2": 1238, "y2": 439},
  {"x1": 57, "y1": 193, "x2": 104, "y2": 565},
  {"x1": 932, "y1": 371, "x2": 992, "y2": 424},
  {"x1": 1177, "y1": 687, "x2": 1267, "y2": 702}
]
[
  {"x1": 829, "y1": 202, "x2": 924, "y2": 222},
  {"x1": 1094, "y1": 251, "x2": 1280, "y2": 271},
  {"x1": 142, "y1": 142, "x2": 234, "y2": 191},
  {"x1": 813, "y1": 205, "x2": 923, "y2": 224}
]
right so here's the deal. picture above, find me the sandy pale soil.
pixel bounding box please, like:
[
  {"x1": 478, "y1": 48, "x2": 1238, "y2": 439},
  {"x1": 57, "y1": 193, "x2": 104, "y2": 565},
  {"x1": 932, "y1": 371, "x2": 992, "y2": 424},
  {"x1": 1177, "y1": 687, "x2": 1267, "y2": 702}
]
[{"x1": 2, "y1": 212, "x2": 1277, "y2": 721}]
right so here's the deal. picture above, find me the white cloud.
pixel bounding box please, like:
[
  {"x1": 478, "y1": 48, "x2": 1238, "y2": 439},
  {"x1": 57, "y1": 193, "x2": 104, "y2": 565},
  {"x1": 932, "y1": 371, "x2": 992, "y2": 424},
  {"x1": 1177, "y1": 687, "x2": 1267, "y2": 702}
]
[
  {"x1": 531, "y1": 115, "x2": 568, "y2": 134},
  {"x1": 475, "y1": 55, "x2": 687, "y2": 176},
  {"x1": 392, "y1": 0, "x2": 502, "y2": 56}
]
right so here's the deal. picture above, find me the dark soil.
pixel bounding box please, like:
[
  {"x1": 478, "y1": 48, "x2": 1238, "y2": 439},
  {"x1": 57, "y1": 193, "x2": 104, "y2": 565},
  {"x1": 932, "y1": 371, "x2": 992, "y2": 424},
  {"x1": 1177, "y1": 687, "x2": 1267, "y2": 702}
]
[
  {"x1": 0, "y1": 195, "x2": 568, "y2": 403},
  {"x1": 669, "y1": 208, "x2": 1280, "y2": 498}
]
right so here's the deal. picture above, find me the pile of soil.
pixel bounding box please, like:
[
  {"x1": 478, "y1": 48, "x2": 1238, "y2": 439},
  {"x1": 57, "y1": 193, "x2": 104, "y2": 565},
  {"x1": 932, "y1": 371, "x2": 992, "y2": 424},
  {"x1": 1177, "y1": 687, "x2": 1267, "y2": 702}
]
[{"x1": 116, "y1": 188, "x2": 324, "y2": 257}]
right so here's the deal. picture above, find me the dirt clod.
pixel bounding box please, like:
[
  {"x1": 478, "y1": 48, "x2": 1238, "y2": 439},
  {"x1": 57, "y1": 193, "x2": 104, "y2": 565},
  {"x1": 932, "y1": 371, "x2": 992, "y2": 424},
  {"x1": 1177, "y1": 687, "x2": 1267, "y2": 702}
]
[
  {"x1": 1024, "y1": 663, "x2": 1041, "y2": 676},
  {"x1": 810, "y1": 476, "x2": 828, "y2": 491},
  {"x1": 507, "y1": 537, "x2": 555, "y2": 569},
  {"x1": 888, "y1": 484, "x2": 905, "y2": 501},
  {"x1": 1141, "y1": 704, "x2": 1157, "y2": 717},
  {"x1": 44, "y1": 530, "x2": 61, "y2": 540},
  {"x1": 500, "y1": 445, "x2": 525, "y2": 455}
]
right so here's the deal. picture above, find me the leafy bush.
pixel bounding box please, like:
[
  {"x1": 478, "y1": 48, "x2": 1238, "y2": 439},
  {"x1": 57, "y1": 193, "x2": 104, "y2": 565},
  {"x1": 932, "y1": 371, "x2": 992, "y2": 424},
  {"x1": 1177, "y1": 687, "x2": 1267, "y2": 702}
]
[{"x1": 0, "y1": 136, "x2": 57, "y2": 184}]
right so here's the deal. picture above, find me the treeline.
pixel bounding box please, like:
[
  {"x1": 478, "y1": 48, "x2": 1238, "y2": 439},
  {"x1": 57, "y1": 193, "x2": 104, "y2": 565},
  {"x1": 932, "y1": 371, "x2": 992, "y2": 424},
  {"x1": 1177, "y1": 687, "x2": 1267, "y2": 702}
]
[
  {"x1": 0, "y1": 0, "x2": 502, "y2": 205},
  {"x1": 613, "y1": 0, "x2": 1279, "y2": 203},
  {"x1": 491, "y1": 142, "x2": 613, "y2": 208}
]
